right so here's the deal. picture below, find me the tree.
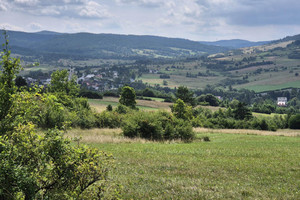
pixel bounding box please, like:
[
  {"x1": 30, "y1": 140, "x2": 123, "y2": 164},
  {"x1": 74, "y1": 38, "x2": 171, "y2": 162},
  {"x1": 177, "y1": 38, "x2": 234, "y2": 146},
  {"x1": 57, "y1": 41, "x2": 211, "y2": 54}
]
[
  {"x1": 15, "y1": 76, "x2": 27, "y2": 88},
  {"x1": 119, "y1": 86, "x2": 136, "y2": 108},
  {"x1": 163, "y1": 80, "x2": 168, "y2": 86},
  {"x1": 106, "y1": 104, "x2": 113, "y2": 111},
  {"x1": 0, "y1": 30, "x2": 22, "y2": 131},
  {"x1": 49, "y1": 69, "x2": 79, "y2": 97},
  {"x1": 198, "y1": 94, "x2": 219, "y2": 106},
  {"x1": 289, "y1": 114, "x2": 300, "y2": 129},
  {"x1": 175, "y1": 86, "x2": 196, "y2": 106},
  {"x1": 233, "y1": 101, "x2": 252, "y2": 120},
  {"x1": 0, "y1": 32, "x2": 116, "y2": 199},
  {"x1": 142, "y1": 88, "x2": 155, "y2": 97},
  {"x1": 171, "y1": 99, "x2": 193, "y2": 120}
]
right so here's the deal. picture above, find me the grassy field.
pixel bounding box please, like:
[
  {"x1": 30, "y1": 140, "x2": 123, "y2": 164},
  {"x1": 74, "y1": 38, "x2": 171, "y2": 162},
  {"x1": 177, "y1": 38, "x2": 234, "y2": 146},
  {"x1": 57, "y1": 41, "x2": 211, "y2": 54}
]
[
  {"x1": 67, "y1": 128, "x2": 300, "y2": 199},
  {"x1": 240, "y1": 80, "x2": 300, "y2": 93},
  {"x1": 88, "y1": 97, "x2": 172, "y2": 112}
]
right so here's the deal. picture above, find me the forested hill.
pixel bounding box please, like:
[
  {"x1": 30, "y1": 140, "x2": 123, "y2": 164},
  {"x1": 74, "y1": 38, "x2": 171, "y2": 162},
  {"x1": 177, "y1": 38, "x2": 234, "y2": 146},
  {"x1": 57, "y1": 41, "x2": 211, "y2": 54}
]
[
  {"x1": 1, "y1": 30, "x2": 229, "y2": 59},
  {"x1": 272, "y1": 34, "x2": 300, "y2": 43}
]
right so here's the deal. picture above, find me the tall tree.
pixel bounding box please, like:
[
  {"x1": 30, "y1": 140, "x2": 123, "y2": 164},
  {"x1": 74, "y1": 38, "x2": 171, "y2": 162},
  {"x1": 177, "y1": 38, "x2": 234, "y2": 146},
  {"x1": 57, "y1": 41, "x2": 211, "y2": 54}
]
[
  {"x1": 49, "y1": 69, "x2": 79, "y2": 97},
  {"x1": 0, "y1": 30, "x2": 22, "y2": 129},
  {"x1": 233, "y1": 101, "x2": 252, "y2": 120},
  {"x1": 119, "y1": 86, "x2": 137, "y2": 108},
  {"x1": 175, "y1": 86, "x2": 196, "y2": 107},
  {"x1": 172, "y1": 99, "x2": 193, "y2": 120}
]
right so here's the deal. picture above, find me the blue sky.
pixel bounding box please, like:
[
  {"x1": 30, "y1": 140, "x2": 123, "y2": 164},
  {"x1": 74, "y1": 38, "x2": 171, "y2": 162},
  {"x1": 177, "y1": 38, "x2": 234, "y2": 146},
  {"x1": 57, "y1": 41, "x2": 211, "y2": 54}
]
[{"x1": 0, "y1": 0, "x2": 300, "y2": 41}]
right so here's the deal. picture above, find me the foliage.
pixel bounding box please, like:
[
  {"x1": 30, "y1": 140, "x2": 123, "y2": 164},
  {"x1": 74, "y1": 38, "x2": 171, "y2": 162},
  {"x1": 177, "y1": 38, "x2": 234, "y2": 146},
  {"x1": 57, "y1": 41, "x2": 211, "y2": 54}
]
[
  {"x1": 122, "y1": 111, "x2": 195, "y2": 141},
  {"x1": 171, "y1": 99, "x2": 193, "y2": 120},
  {"x1": 197, "y1": 94, "x2": 219, "y2": 106},
  {"x1": 141, "y1": 88, "x2": 155, "y2": 97},
  {"x1": 289, "y1": 114, "x2": 300, "y2": 129},
  {"x1": 233, "y1": 101, "x2": 252, "y2": 120},
  {"x1": 0, "y1": 34, "x2": 116, "y2": 199},
  {"x1": 115, "y1": 104, "x2": 131, "y2": 114},
  {"x1": 0, "y1": 124, "x2": 114, "y2": 199},
  {"x1": 79, "y1": 89, "x2": 103, "y2": 99},
  {"x1": 49, "y1": 69, "x2": 79, "y2": 97},
  {"x1": 15, "y1": 76, "x2": 27, "y2": 88},
  {"x1": 96, "y1": 111, "x2": 122, "y2": 129},
  {"x1": 175, "y1": 86, "x2": 196, "y2": 106},
  {"x1": 119, "y1": 86, "x2": 137, "y2": 108},
  {"x1": 0, "y1": 31, "x2": 22, "y2": 127},
  {"x1": 106, "y1": 104, "x2": 113, "y2": 111}
]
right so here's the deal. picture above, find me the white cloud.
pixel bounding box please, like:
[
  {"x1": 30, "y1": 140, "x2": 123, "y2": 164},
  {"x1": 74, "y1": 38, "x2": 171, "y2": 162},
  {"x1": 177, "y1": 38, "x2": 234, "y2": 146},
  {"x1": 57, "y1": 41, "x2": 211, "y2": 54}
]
[
  {"x1": 28, "y1": 22, "x2": 43, "y2": 31},
  {"x1": 0, "y1": 3, "x2": 7, "y2": 11},
  {"x1": 0, "y1": 0, "x2": 300, "y2": 41},
  {"x1": 14, "y1": 0, "x2": 39, "y2": 6},
  {"x1": 115, "y1": 0, "x2": 166, "y2": 8},
  {"x1": 0, "y1": 23, "x2": 24, "y2": 31},
  {"x1": 79, "y1": 1, "x2": 111, "y2": 19}
]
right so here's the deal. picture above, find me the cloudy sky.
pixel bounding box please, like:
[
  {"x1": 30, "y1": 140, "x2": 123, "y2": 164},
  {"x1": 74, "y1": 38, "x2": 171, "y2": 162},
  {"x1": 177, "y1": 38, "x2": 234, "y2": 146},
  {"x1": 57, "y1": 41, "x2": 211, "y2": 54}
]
[{"x1": 0, "y1": 0, "x2": 300, "y2": 41}]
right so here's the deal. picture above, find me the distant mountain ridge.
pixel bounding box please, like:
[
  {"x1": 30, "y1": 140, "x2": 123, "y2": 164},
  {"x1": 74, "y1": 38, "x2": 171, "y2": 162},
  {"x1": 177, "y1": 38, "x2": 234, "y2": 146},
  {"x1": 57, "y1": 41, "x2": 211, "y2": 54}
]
[
  {"x1": 34, "y1": 30, "x2": 63, "y2": 35},
  {"x1": 273, "y1": 34, "x2": 300, "y2": 43},
  {"x1": 0, "y1": 30, "x2": 229, "y2": 59},
  {"x1": 199, "y1": 39, "x2": 270, "y2": 49}
]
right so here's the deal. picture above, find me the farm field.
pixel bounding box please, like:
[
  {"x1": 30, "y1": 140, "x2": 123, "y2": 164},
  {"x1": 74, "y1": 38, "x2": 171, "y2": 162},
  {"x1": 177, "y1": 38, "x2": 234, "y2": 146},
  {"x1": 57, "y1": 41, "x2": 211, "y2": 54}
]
[
  {"x1": 88, "y1": 97, "x2": 172, "y2": 112},
  {"x1": 238, "y1": 80, "x2": 300, "y2": 93},
  {"x1": 67, "y1": 128, "x2": 300, "y2": 199}
]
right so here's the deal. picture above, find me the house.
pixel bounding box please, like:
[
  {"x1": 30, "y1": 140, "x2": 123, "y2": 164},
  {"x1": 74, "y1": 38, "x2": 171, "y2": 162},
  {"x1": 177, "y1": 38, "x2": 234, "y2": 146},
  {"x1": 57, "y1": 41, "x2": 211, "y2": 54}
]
[
  {"x1": 86, "y1": 74, "x2": 95, "y2": 79},
  {"x1": 277, "y1": 97, "x2": 287, "y2": 106}
]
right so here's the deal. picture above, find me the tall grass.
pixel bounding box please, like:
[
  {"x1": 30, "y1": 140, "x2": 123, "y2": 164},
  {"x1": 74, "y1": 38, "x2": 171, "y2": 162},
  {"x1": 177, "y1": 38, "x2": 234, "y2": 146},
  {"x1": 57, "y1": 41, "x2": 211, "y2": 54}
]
[{"x1": 67, "y1": 128, "x2": 300, "y2": 199}]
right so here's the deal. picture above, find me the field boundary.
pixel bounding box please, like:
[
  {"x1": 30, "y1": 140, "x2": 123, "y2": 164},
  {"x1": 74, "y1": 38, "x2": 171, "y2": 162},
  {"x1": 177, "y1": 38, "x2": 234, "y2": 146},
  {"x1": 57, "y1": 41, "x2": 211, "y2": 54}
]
[{"x1": 194, "y1": 127, "x2": 300, "y2": 137}]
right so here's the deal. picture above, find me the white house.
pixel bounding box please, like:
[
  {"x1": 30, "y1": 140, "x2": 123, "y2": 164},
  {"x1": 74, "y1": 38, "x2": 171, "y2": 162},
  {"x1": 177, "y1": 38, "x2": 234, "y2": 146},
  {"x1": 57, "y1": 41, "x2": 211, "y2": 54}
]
[{"x1": 277, "y1": 97, "x2": 288, "y2": 106}]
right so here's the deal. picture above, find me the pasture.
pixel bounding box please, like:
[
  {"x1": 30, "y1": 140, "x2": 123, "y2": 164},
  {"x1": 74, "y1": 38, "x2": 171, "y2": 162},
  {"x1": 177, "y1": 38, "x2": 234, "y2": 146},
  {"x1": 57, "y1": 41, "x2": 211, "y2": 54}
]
[
  {"x1": 68, "y1": 128, "x2": 300, "y2": 199},
  {"x1": 88, "y1": 97, "x2": 172, "y2": 112}
]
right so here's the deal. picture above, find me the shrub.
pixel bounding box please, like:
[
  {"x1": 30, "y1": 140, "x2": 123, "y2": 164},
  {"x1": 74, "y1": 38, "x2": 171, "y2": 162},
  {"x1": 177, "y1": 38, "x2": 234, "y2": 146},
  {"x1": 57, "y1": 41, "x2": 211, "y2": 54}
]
[
  {"x1": 122, "y1": 111, "x2": 195, "y2": 141},
  {"x1": 79, "y1": 90, "x2": 103, "y2": 99},
  {"x1": 106, "y1": 104, "x2": 113, "y2": 111},
  {"x1": 0, "y1": 124, "x2": 114, "y2": 199},
  {"x1": 289, "y1": 114, "x2": 300, "y2": 129},
  {"x1": 96, "y1": 111, "x2": 122, "y2": 128},
  {"x1": 115, "y1": 104, "x2": 131, "y2": 114},
  {"x1": 172, "y1": 99, "x2": 193, "y2": 120},
  {"x1": 202, "y1": 136, "x2": 210, "y2": 142}
]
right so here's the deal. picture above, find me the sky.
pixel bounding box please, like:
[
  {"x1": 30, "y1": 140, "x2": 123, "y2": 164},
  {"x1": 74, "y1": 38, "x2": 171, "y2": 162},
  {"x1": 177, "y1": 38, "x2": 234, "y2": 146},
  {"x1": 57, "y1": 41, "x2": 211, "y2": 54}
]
[{"x1": 0, "y1": 0, "x2": 300, "y2": 41}]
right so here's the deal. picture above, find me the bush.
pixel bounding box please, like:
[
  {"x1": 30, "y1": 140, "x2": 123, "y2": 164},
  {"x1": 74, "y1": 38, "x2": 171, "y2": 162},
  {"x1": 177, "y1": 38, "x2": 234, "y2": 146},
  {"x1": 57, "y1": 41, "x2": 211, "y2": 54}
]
[
  {"x1": 289, "y1": 114, "x2": 300, "y2": 129},
  {"x1": 96, "y1": 111, "x2": 122, "y2": 128},
  {"x1": 122, "y1": 111, "x2": 195, "y2": 141},
  {"x1": 115, "y1": 104, "x2": 131, "y2": 114},
  {"x1": 0, "y1": 124, "x2": 114, "y2": 199},
  {"x1": 106, "y1": 104, "x2": 113, "y2": 111},
  {"x1": 79, "y1": 90, "x2": 103, "y2": 99}
]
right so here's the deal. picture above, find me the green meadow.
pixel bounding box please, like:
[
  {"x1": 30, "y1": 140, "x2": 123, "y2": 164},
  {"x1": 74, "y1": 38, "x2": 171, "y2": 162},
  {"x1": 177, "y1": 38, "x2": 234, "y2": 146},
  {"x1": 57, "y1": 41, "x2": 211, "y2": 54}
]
[{"x1": 69, "y1": 128, "x2": 300, "y2": 199}]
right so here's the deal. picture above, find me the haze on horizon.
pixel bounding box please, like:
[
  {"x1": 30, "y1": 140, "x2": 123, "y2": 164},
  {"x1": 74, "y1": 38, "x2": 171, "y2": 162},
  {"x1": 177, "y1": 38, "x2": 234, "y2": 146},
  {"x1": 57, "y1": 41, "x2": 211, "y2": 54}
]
[{"x1": 0, "y1": 0, "x2": 300, "y2": 42}]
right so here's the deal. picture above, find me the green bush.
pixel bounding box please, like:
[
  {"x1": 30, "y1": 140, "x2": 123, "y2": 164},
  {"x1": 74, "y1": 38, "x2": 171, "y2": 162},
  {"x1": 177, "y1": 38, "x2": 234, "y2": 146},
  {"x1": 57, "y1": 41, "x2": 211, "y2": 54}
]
[
  {"x1": 289, "y1": 114, "x2": 300, "y2": 129},
  {"x1": 122, "y1": 111, "x2": 195, "y2": 141},
  {"x1": 115, "y1": 104, "x2": 131, "y2": 114},
  {"x1": 96, "y1": 111, "x2": 122, "y2": 128},
  {"x1": 0, "y1": 124, "x2": 114, "y2": 199}
]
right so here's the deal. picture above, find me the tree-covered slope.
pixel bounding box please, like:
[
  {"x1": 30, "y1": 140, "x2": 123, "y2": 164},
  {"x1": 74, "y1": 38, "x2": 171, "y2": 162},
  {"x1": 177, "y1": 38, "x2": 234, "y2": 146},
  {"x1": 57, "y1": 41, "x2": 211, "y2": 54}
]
[{"x1": 1, "y1": 30, "x2": 229, "y2": 59}]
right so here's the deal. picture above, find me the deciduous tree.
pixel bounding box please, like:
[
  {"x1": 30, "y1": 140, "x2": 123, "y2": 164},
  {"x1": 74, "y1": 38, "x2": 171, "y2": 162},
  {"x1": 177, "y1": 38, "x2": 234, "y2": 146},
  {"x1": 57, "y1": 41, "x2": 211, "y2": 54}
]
[{"x1": 119, "y1": 86, "x2": 136, "y2": 108}]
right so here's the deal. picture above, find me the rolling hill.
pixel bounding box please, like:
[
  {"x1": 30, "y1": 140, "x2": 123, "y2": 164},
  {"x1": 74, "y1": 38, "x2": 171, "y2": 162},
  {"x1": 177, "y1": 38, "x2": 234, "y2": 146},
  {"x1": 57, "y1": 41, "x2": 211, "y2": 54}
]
[{"x1": 1, "y1": 30, "x2": 229, "y2": 59}]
